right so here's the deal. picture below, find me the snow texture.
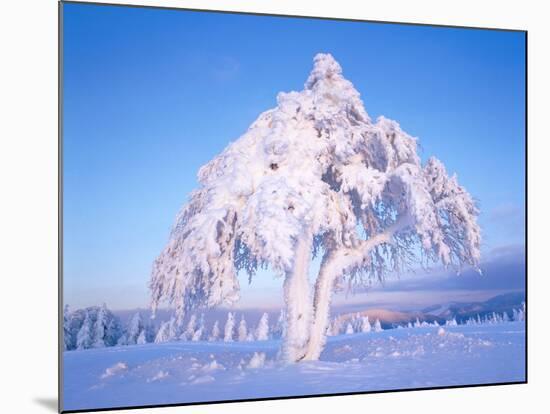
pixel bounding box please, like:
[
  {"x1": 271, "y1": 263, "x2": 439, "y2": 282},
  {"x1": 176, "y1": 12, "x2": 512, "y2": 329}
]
[{"x1": 63, "y1": 322, "x2": 524, "y2": 411}]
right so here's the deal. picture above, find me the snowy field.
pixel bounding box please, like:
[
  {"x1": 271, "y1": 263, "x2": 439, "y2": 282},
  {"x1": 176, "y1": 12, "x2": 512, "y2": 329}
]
[{"x1": 63, "y1": 322, "x2": 525, "y2": 411}]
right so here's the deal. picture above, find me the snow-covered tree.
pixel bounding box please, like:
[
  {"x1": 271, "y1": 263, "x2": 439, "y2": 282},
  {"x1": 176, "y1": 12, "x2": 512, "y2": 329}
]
[
  {"x1": 209, "y1": 320, "x2": 220, "y2": 341},
  {"x1": 154, "y1": 316, "x2": 180, "y2": 343},
  {"x1": 94, "y1": 304, "x2": 122, "y2": 347},
  {"x1": 181, "y1": 313, "x2": 197, "y2": 341},
  {"x1": 373, "y1": 319, "x2": 382, "y2": 332},
  {"x1": 345, "y1": 323, "x2": 354, "y2": 334},
  {"x1": 154, "y1": 320, "x2": 171, "y2": 343},
  {"x1": 169, "y1": 317, "x2": 180, "y2": 339},
  {"x1": 238, "y1": 315, "x2": 248, "y2": 342},
  {"x1": 256, "y1": 312, "x2": 270, "y2": 341},
  {"x1": 224, "y1": 312, "x2": 235, "y2": 342},
  {"x1": 63, "y1": 305, "x2": 71, "y2": 351},
  {"x1": 76, "y1": 312, "x2": 94, "y2": 350},
  {"x1": 72, "y1": 305, "x2": 122, "y2": 350},
  {"x1": 512, "y1": 306, "x2": 525, "y2": 322},
  {"x1": 273, "y1": 310, "x2": 286, "y2": 339},
  {"x1": 149, "y1": 53, "x2": 481, "y2": 362},
  {"x1": 446, "y1": 318, "x2": 458, "y2": 327},
  {"x1": 64, "y1": 307, "x2": 89, "y2": 351},
  {"x1": 136, "y1": 329, "x2": 147, "y2": 345},
  {"x1": 361, "y1": 316, "x2": 371, "y2": 333},
  {"x1": 119, "y1": 312, "x2": 145, "y2": 346},
  {"x1": 192, "y1": 315, "x2": 204, "y2": 341},
  {"x1": 93, "y1": 304, "x2": 108, "y2": 348}
]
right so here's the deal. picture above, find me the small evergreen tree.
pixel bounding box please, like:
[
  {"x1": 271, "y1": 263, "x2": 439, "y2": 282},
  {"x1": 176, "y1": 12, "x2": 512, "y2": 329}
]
[
  {"x1": 63, "y1": 305, "x2": 71, "y2": 351},
  {"x1": 181, "y1": 314, "x2": 197, "y2": 341},
  {"x1": 209, "y1": 320, "x2": 220, "y2": 342},
  {"x1": 256, "y1": 313, "x2": 270, "y2": 341},
  {"x1": 136, "y1": 329, "x2": 147, "y2": 345},
  {"x1": 192, "y1": 315, "x2": 204, "y2": 341},
  {"x1": 361, "y1": 316, "x2": 371, "y2": 333},
  {"x1": 154, "y1": 320, "x2": 171, "y2": 344},
  {"x1": 224, "y1": 312, "x2": 235, "y2": 342},
  {"x1": 76, "y1": 312, "x2": 93, "y2": 350},
  {"x1": 238, "y1": 315, "x2": 248, "y2": 342}
]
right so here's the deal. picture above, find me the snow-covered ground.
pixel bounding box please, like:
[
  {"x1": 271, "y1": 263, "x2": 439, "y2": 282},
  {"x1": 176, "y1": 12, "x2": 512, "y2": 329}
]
[{"x1": 63, "y1": 322, "x2": 525, "y2": 411}]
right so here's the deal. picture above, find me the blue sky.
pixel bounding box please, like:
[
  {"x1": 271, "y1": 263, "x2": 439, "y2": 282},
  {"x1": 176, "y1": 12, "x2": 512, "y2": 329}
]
[{"x1": 62, "y1": 3, "x2": 526, "y2": 310}]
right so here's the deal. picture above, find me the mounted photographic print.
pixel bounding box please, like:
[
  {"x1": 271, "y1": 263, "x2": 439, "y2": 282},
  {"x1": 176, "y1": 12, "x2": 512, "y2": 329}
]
[{"x1": 59, "y1": 1, "x2": 527, "y2": 412}]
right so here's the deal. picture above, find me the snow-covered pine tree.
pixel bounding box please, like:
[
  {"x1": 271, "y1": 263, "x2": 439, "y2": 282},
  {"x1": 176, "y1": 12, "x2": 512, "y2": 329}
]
[
  {"x1": 149, "y1": 53, "x2": 481, "y2": 362},
  {"x1": 93, "y1": 305, "x2": 108, "y2": 348},
  {"x1": 517, "y1": 308, "x2": 525, "y2": 321},
  {"x1": 181, "y1": 313, "x2": 197, "y2": 341},
  {"x1": 106, "y1": 318, "x2": 122, "y2": 346},
  {"x1": 446, "y1": 318, "x2": 458, "y2": 326},
  {"x1": 273, "y1": 310, "x2": 286, "y2": 339},
  {"x1": 120, "y1": 312, "x2": 145, "y2": 345},
  {"x1": 224, "y1": 312, "x2": 235, "y2": 342},
  {"x1": 64, "y1": 308, "x2": 86, "y2": 351},
  {"x1": 255, "y1": 312, "x2": 270, "y2": 341},
  {"x1": 63, "y1": 305, "x2": 71, "y2": 351},
  {"x1": 76, "y1": 311, "x2": 94, "y2": 350},
  {"x1": 326, "y1": 320, "x2": 336, "y2": 337},
  {"x1": 168, "y1": 316, "x2": 180, "y2": 339},
  {"x1": 209, "y1": 320, "x2": 220, "y2": 341},
  {"x1": 93, "y1": 304, "x2": 122, "y2": 347},
  {"x1": 373, "y1": 319, "x2": 382, "y2": 332},
  {"x1": 154, "y1": 316, "x2": 180, "y2": 343},
  {"x1": 191, "y1": 327, "x2": 202, "y2": 341},
  {"x1": 345, "y1": 323, "x2": 354, "y2": 334},
  {"x1": 136, "y1": 329, "x2": 147, "y2": 345},
  {"x1": 361, "y1": 316, "x2": 371, "y2": 333},
  {"x1": 238, "y1": 315, "x2": 248, "y2": 342},
  {"x1": 192, "y1": 315, "x2": 204, "y2": 341},
  {"x1": 154, "y1": 320, "x2": 171, "y2": 344},
  {"x1": 352, "y1": 313, "x2": 362, "y2": 332}
]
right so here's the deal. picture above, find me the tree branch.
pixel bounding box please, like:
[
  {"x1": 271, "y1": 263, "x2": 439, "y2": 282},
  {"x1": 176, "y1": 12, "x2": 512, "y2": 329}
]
[{"x1": 326, "y1": 214, "x2": 412, "y2": 277}]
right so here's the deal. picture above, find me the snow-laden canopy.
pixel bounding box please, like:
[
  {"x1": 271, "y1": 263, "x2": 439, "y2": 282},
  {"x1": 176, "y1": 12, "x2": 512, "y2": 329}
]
[{"x1": 150, "y1": 54, "x2": 481, "y2": 348}]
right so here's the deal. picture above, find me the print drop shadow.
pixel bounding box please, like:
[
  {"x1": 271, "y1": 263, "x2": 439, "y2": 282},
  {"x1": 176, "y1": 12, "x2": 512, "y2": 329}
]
[{"x1": 33, "y1": 397, "x2": 58, "y2": 412}]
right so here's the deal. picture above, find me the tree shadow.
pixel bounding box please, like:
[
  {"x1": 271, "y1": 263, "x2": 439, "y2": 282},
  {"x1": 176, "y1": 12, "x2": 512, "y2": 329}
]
[{"x1": 33, "y1": 397, "x2": 58, "y2": 412}]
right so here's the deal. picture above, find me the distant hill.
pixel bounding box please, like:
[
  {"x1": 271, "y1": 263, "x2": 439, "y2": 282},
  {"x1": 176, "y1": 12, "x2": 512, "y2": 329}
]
[
  {"x1": 333, "y1": 291, "x2": 525, "y2": 329},
  {"x1": 423, "y1": 292, "x2": 525, "y2": 322}
]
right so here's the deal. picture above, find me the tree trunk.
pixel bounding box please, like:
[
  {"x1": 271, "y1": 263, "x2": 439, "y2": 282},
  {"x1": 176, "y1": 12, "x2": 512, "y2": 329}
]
[
  {"x1": 281, "y1": 233, "x2": 313, "y2": 362},
  {"x1": 301, "y1": 253, "x2": 338, "y2": 361},
  {"x1": 301, "y1": 216, "x2": 407, "y2": 361}
]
